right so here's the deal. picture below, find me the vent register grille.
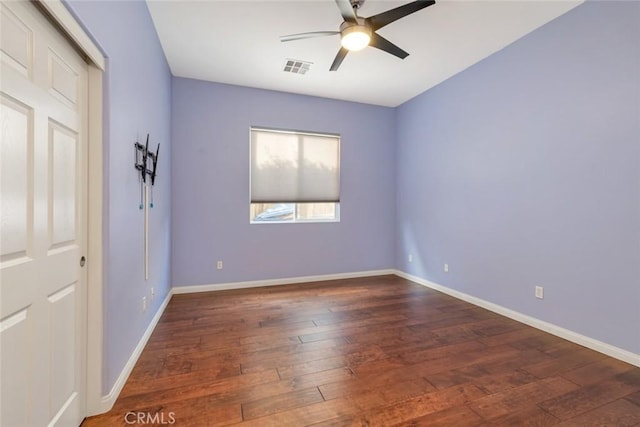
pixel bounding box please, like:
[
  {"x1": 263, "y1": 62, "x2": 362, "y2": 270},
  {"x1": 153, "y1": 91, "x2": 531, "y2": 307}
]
[{"x1": 283, "y1": 59, "x2": 312, "y2": 75}]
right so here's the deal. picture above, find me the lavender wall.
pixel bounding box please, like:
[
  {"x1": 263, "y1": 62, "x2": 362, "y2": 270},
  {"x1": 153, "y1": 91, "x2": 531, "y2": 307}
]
[
  {"x1": 396, "y1": 1, "x2": 640, "y2": 354},
  {"x1": 65, "y1": 0, "x2": 172, "y2": 393},
  {"x1": 171, "y1": 79, "x2": 396, "y2": 286}
]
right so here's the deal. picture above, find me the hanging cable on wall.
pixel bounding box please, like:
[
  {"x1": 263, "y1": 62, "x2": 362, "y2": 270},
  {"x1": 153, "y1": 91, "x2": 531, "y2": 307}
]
[{"x1": 134, "y1": 134, "x2": 160, "y2": 280}]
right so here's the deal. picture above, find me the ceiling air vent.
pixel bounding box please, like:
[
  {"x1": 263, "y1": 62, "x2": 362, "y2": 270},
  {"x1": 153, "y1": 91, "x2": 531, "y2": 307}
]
[{"x1": 283, "y1": 59, "x2": 312, "y2": 75}]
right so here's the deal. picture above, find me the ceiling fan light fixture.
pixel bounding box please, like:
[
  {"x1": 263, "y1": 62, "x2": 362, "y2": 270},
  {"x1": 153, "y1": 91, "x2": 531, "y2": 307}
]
[{"x1": 340, "y1": 25, "x2": 371, "y2": 51}]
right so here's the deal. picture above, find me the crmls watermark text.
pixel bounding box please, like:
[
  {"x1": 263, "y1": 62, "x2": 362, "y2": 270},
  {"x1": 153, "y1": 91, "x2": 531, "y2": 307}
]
[{"x1": 124, "y1": 411, "x2": 176, "y2": 425}]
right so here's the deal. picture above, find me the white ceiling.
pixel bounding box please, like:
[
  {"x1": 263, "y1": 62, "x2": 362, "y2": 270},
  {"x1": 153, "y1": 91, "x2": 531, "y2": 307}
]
[{"x1": 147, "y1": 0, "x2": 583, "y2": 107}]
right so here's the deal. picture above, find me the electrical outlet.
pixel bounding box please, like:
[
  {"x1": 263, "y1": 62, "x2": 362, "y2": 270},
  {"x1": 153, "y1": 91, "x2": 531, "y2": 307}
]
[
  {"x1": 142, "y1": 296, "x2": 147, "y2": 311},
  {"x1": 216, "y1": 260, "x2": 223, "y2": 270},
  {"x1": 444, "y1": 263, "x2": 449, "y2": 273},
  {"x1": 408, "y1": 254, "x2": 413, "y2": 263},
  {"x1": 535, "y1": 286, "x2": 544, "y2": 299}
]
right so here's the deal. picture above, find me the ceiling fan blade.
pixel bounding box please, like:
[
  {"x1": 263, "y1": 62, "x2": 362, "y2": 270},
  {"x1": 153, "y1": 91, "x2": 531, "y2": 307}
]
[
  {"x1": 280, "y1": 31, "x2": 340, "y2": 42},
  {"x1": 330, "y1": 47, "x2": 349, "y2": 71},
  {"x1": 366, "y1": 0, "x2": 435, "y2": 31},
  {"x1": 369, "y1": 33, "x2": 409, "y2": 59},
  {"x1": 334, "y1": 0, "x2": 358, "y2": 23}
]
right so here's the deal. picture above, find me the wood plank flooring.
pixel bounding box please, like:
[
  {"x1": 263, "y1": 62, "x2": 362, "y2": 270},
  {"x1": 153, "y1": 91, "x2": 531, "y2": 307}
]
[{"x1": 82, "y1": 275, "x2": 640, "y2": 426}]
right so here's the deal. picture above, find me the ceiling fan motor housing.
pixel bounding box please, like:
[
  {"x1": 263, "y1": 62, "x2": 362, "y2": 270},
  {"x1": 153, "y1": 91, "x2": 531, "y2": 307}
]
[{"x1": 339, "y1": 19, "x2": 370, "y2": 33}]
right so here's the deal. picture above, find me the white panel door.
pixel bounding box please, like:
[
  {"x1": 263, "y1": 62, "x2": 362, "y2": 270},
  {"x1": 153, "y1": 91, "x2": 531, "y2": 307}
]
[{"x1": 0, "y1": 1, "x2": 88, "y2": 425}]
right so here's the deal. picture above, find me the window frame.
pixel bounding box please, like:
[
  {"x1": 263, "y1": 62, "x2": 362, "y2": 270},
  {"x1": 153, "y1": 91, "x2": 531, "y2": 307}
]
[{"x1": 249, "y1": 126, "x2": 341, "y2": 224}]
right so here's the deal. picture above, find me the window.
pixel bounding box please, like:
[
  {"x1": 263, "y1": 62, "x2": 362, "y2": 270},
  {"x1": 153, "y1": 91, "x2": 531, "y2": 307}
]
[{"x1": 250, "y1": 127, "x2": 340, "y2": 223}]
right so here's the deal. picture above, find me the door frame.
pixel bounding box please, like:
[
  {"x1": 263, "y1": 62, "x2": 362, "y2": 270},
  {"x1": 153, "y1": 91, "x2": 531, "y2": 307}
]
[{"x1": 33, "y1": 0, "x2": 106, "y2": 416}]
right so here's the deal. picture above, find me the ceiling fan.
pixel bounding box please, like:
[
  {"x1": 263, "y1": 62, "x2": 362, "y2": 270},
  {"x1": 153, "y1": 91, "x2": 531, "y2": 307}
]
[{"x1": 280, "y1": 0, "x2": 435, "y2": 71}]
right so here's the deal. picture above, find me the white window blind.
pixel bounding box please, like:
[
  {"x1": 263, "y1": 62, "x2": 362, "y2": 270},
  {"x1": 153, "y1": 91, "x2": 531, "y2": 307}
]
[{"x1": 250, "y1": 127, "x2": 340, "y2": 203}]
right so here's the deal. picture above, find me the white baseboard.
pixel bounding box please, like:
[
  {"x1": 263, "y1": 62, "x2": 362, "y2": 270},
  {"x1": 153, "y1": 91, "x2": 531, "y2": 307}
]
[
  {"x1": 394, "y1": 270, "x2": 640, "y2": 368},
  {"x1": 99, "y1": 289, "x2": 173, "y2": 412},
  {"x1": 172, "y1": 269, "x2": 396, "y2": 294}
]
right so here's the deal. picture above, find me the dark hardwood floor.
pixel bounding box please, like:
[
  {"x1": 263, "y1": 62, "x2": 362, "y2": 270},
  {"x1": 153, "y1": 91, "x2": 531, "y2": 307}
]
[{"x1": 83, "y1": 275, "x2": 640, "y2": 426}]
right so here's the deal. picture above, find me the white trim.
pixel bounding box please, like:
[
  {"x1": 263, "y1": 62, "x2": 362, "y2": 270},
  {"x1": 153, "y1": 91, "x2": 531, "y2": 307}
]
[
  {"x1": 394, "y1": 270, "x2": 640, "y2": 368},
  {"x1": 172, "y1": 269, "x2": 396, "y2": 294},
  {"x1": 85, "y1": 65, "x2": 104, "y2": 416},
  {"x1": 99, "y1": 291, "x2": 173, "y2": 412},
  {"x1": 35, "y1": 0, "x2": 105, "y2": 70}
]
